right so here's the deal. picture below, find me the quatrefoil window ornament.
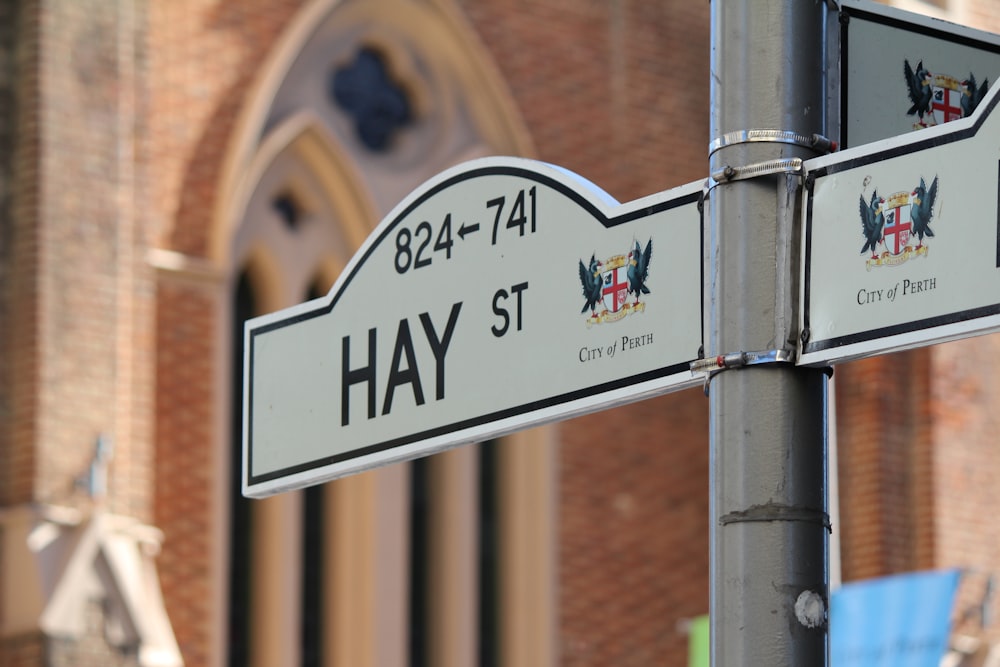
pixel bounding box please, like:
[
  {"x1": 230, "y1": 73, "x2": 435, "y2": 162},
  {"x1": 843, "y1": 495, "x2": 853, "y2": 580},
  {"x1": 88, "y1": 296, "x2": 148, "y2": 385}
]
[{"x1": 330, "y1": 47, "x2": 413, "y2": 152}]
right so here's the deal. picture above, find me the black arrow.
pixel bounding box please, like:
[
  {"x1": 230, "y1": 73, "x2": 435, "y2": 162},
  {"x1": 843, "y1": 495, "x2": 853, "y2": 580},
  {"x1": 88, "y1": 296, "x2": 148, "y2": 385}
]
[{"x1": 458, "y1": 222, "x2": 480, "y2": 239}]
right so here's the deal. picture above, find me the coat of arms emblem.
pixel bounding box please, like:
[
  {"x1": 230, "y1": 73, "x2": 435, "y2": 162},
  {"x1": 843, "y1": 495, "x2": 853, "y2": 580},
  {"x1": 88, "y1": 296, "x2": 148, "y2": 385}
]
[
  {"x1": 859, "y1": 177, "x2": 938, "y2": 270},
  {"x1": 904, "y1": 59, "x2": 989, "y2": 129},
  {"x1": 579, "y1": 239, "x2": 652, "y2": 325}
]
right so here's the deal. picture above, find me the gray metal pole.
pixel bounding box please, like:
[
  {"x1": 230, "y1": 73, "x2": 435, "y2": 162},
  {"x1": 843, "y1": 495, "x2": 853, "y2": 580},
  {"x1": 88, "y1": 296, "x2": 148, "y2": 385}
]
[{"x1": 707, "y1": 1, "x2": 830, "y2": 665}]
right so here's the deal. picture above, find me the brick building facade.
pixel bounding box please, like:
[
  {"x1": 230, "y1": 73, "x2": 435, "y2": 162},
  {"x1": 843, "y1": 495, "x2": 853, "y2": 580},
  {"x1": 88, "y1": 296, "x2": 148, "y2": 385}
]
[{"x1": 1, "y1": 0, "x2": 999, "y2": 665}]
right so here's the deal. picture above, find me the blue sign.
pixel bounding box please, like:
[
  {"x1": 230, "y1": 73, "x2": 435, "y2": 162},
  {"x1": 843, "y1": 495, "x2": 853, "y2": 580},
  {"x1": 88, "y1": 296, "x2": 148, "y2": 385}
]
[{"x1": 831, "y1": 569, "x2": 960, "y2": 667}]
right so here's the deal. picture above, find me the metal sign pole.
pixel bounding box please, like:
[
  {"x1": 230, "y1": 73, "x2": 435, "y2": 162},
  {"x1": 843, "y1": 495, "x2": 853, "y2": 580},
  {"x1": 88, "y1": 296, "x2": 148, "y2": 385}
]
[{"x1": 707, "y1": 1, "x2": 830, "y2": 664}]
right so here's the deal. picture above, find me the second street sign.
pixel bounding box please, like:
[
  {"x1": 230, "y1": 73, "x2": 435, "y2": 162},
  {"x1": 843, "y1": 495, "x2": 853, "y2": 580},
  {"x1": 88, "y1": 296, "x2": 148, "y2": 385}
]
[
  {"x1": 840, "y1": 0, "x2": 1000, "y2": 148},
  {"x1": 799, "y1": 83, "x2": 1000, "y2": 367},
  {"x1": 244, "y1": 157, "x2": 703, "y2": 497}
]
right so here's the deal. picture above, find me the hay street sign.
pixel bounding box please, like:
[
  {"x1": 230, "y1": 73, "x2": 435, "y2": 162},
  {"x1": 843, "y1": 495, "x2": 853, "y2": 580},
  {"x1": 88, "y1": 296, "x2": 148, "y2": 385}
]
[{"x1": 243, "y1": 158, "x2": 703, "y2": 498}]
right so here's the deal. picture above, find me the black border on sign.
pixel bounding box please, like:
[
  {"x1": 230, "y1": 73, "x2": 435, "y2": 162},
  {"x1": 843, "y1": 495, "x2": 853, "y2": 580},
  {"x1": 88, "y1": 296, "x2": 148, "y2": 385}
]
[
  {"x1": 805, "y1": 304, "x2": 1000, "y2": 355},
  {"x1": 803, "y1": 86, "x2": 1000, "y2": 359},
  {"x1": 247, "y1": 165, "x2": 703, "y2": 488},
  {"x1": 840, "y1": 4, "x2": 1000, "y2": 150}
]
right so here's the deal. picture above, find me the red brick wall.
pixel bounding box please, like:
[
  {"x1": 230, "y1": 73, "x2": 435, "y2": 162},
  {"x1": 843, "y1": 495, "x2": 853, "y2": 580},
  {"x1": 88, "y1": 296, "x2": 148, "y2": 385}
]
[
  {"x1": 34, "y1": 0, "x2": 122, "y2": 508},
  {"x1": 836, "y1": 351, "x2": 936, "y2": 582},
  {"x1": 154, "y1": 281, "x2": 220, "y2": 667},
  {"x1": 557, "y1": 392, "x2": 710, "y2": 666},
  {"x1": 460, "y1": 0, "x2": 709, "y2": 199},
  {"x1": 1, "y1": 4, "x2": 44, "y2": 657},
  {"x1": 0, "y1": 0, "x2": 41, "y2": 509},
  {"x1": 0, "y1": 0, "x2": 155, "y2": 519},
  {"x1": 147, "y1": 3, "x2": 304, "y2": 665}
]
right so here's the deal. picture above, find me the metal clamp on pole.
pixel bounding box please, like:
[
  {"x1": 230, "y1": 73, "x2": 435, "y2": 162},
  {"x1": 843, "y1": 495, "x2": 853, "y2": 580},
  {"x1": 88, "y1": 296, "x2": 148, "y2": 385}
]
[
  {"x1": 709, "y1": 129, "x2": 838, "y2": 156},
  {"x1": 709, "y1": 157, "x2": 803, "y2": 186},
  {"x1": 691, "y1": 348, "x2": 797, "y2": 391},
  {"x1": 707, "y1": 130, "x2": 836, "y2": 189}
]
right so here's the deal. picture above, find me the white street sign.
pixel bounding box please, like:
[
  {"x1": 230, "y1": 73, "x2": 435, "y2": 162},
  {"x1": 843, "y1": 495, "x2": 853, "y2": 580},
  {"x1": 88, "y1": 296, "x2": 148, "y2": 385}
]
[
  {"x1": 244, "y1": 157, "x2": 703, "y2": 498},
  {"x1": 840, "y1": 0, "x2": 1000, "y2": 148},
  {"x1": 799, "y1": 82, "x2": 1000, "y2": 367}
]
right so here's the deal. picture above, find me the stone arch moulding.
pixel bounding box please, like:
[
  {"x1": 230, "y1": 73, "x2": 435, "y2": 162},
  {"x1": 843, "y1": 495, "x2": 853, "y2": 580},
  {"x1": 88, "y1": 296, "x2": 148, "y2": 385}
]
[
  {"x1": 237, "y1": 243, "x2": 286, "y2": 317},
  {"x1": 211, "y1": 0, "x2": 535, "y2": 269},
  {"x1": 228, "y1": 110, "x2": 376, "y2": 305}
]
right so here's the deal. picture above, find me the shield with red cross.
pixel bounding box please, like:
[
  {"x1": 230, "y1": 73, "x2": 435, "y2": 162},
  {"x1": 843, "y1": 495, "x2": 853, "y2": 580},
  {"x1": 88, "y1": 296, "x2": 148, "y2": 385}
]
[
  {"x1": 601, "y1": 265, "x2": 628, "y2": 313},
  {"x1": 931, "y1": 78, "x2": 965, "y2": 125},
  {"x1": 881, "y1": 192, "x2": 913, "y2": 256}
]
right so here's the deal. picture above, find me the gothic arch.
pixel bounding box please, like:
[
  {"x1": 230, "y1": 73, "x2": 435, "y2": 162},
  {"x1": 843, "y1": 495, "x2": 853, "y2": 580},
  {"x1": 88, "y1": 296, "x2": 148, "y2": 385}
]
[
  {"x1": 229, "y1": 111, "x2": 375, "y2": 307},
  {"x1": 212, "y1": 0, "x2": 535, "y2": 269}
]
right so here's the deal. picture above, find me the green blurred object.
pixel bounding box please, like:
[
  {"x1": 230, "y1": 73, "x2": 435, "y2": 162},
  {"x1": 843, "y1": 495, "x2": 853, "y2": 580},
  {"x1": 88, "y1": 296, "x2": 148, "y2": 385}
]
[{"x1": 688, "y1": 614, "x2": 709, "y2": 667}]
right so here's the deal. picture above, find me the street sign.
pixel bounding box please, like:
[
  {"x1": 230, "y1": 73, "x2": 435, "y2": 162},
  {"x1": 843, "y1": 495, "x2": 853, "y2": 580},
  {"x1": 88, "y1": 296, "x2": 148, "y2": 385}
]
[
  {"x1": 840, "y1": 0, "x2": 1000, "y2": 148},
  {"x1": 244, "y1": 157, "x2": 703, "y2": 498},
  {"x1": 798, "y1": 81, "x2": 1000, "y2": 367}
]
